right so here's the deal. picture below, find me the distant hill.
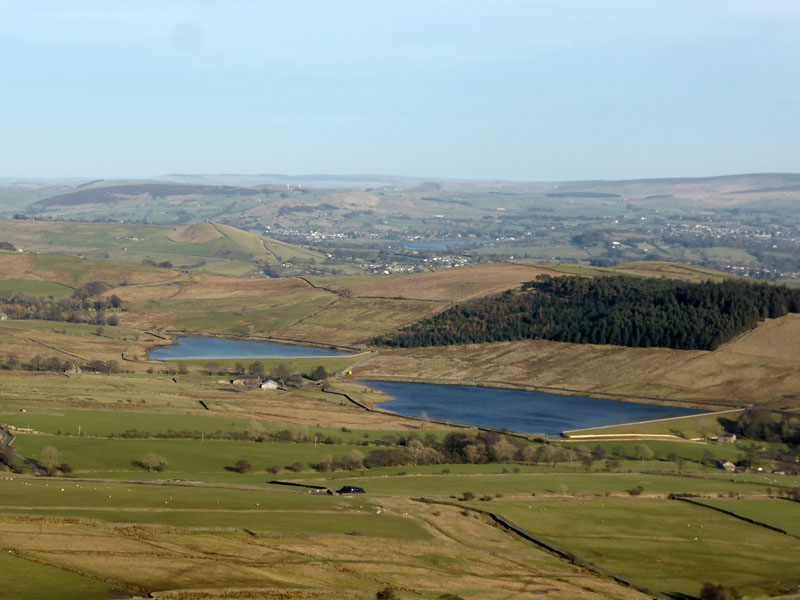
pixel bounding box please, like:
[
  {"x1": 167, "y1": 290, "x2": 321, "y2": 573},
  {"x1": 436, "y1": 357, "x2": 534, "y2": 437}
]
[
  {"x1": 167, "y1": 222, "x2": 225, "y2": 244},
  {"x1": 0, "y1": 219, "x2": 332, "y2": 278},
  {"x1": 32, "y1": 182, "x2": 259, "y2": 208}
]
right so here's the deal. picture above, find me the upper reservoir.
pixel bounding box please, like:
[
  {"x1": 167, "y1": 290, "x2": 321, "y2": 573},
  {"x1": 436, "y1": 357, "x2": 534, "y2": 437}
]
[
  {"x1": 386, "y1": 240, "x2": 475, "y2": 251},
  {"x1": 150, "y1": 337, "x2": 353, "y2": 360},
  {"x1": 359, "y1": 380, "x2": 704, "y2": 436}
]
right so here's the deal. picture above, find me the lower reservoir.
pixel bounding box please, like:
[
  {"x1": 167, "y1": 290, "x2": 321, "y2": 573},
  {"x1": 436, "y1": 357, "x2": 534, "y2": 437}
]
[
  {"x1": 149, "y1": 337, "x2": 353, "y2": 360},
  {"x1": 359, "y1": 380, "x2": 704, "y2": 436}
]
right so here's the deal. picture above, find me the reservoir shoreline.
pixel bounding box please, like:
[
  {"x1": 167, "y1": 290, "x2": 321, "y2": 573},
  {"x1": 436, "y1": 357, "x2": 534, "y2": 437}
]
[{"x1": 355, "y1": 379, "x2": 707, "y2": 437}]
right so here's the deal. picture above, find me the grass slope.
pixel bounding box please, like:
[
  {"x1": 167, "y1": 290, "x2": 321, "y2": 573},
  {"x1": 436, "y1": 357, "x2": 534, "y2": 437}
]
[{"x1": 474, "y1": 497, "x2": 799, "y2": 597}]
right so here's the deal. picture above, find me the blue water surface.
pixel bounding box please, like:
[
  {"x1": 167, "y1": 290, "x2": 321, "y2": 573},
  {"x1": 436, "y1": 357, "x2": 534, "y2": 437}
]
[
  {"x1": 150, "y1": 337, "x2": 353, "y2": 360},
  {"x1": 359, "y1": 380, "x2": 704, "y2": 436},
  {"x1": 387, "y1": 240, "x2": 475, "y2": 251}
]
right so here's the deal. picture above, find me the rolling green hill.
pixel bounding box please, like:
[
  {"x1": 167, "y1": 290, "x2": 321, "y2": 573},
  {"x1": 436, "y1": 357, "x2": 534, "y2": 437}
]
[{"x1": 0, "y1": 219, "x2": 341, "y2": 277}]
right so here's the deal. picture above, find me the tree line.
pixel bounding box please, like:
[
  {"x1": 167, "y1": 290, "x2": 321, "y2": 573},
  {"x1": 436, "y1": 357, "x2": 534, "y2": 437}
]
[
  {"x1": 0, "y1": 283, "x2": 123, "y2": 326},
  {"x1": 372, "y1": 275, "x2": 800, "y2": 351},
  {"x1": 0, "y1": 354, "x2": 120, "y2": 374}
]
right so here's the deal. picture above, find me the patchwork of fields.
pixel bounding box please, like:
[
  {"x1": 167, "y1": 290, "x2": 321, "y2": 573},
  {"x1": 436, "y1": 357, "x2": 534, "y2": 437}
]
[{"x1": 0, "y1": 235, "x2": 799, "y2": 599}]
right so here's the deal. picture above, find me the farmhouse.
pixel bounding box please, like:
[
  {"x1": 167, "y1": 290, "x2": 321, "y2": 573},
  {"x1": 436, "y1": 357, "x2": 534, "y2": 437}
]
[
  {"x1": 719, "y1": 460, "x2": 736, "y2": 472},
  {"x1": 260, "y1": 379, "x2": 279, "y2": 390}
]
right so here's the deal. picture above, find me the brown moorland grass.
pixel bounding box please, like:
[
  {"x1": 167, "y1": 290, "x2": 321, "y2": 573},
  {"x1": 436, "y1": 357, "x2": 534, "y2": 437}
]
[
  {"x1": 0, "y1": 252, "x2": 179, "y2": 289},
  {"x1": 274, "y1": 297, "x2": 447, "y2": 346},
  {"x1": 110, "y1": 273, "x2": 317, "y2": 304},
  {"x1": 0, "y1": 321, "x2": 146, "y2": 366},
  {"x1": 0, "y1": 503, "x2": 652, "y2": 600},
  {"x1": 0, "y1": 369, "x2": 429, "y2": 431},
  {"x1": 611, "y1": 261, "x2": 733, "y2": 282},
  {"x1": 311, "y1": 263, "x2": 565, "y2": 302},
  {"x1": 354, "y1": 314, "x2": 800, "y2": 408}
]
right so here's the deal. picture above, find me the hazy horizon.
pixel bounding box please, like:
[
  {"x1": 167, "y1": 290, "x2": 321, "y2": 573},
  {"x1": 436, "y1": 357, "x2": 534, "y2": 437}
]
[{"x1": 2, "y1": 1, "x2": 798, "y2": 181}]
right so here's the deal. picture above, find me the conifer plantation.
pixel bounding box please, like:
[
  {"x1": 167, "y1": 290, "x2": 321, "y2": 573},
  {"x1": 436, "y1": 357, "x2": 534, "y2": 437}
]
[{"x1": 372, "y1": 275, "x2": 800, "y2": 351}]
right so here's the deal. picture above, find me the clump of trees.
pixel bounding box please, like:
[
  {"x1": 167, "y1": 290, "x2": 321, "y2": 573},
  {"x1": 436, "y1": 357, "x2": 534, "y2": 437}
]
[
  {"x1": 0, "y1": 354, "x2": 120, "y2": 374},
  {"x1": 141, "y1": 259, "x2": 173, "y2": 269},
  {"x1": 37, "y1": 446, "x2": 71, "y2": 476},
  {"x1": 373, "y1": 275, "x2": 800, "y2": 351},
  {"x1": 203, "y1": 360, "x2": 329, "y2": 384},
  {"x1": 0, "y1": 284, "x2": 123, "y2": 326},
  {"x1": 734, "y1": 408, "x2": 800, "y2": 445},
  {"x1": 233, "y1": 459, "x2": 252, "y2": 473},
  {"x1": 311, "y1": 431, "x2": 605, "y2": 473},
  {"x1": 137, "y1": 452, "x2": 169, "y2": 472},
  {"x1": 308, "y1": 365, "x2": 328, "y2": 381}
]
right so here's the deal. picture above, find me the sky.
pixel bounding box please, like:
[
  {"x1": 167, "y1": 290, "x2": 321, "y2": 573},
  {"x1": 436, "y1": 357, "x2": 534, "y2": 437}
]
[{"x1": 0, "y1": 1, "x2": 798, "y2": 181}]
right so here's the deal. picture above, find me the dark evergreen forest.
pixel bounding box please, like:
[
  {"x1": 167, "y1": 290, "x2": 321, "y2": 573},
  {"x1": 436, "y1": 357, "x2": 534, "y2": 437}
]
[{"x1": 372, "y1": 275, "x2": 800, "y2": 351}]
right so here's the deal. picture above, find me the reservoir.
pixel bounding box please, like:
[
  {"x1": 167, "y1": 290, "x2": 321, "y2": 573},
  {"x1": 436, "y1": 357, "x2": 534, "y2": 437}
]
[
  {"x1": 386, "y1": 240, "x2": 476, "y2": 251},
  {"x1": 359, "y1": 380, "x2": 704, "y2": 436},
  {"x1": 150, "y1": 337, "x2": 353, "y2": 360}
]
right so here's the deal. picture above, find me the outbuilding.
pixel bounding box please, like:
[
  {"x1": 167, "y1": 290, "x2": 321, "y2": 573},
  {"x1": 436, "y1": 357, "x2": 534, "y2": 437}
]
[{"x1": 336, "y1": 486, "x2": 365, "y2": 495}]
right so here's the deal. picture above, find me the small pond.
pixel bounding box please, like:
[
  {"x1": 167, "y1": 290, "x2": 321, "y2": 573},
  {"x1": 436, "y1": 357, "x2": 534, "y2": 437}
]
[
  {"x1": 359, "y1": 380, "x2": 704, "y2": 436},
  {"x1": 149, "y1": 337, "x2": 353, "y2": 360}
]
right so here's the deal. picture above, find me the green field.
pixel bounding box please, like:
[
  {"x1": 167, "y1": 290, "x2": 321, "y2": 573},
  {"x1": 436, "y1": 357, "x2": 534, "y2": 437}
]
[
  {"x1": 693, "y1": 498, "x2": 800, "y2": 537},
  {"x1": 1, "y1": 226, "x2": 799, "y2": 598},
  {"x1": 285, "y1": 470, "x2": 773, "y2": 497},
  {"x1": 0, "y1": 553, "x2": 124, "y2": 600},
  {"x1": 12, "y1": 435, "x2": 373, "y2": 477},
  {"x1": 565, "y1": 409, "x2": 744, "y2": 439},
  {"x1": 0, "y1": 406, "x2": 412, "y2": 445},
  {"x1": 0, "y1": 477, "x2": 429, "y2": 539},
  {"x1": 559, "y1": 438, "x2": 744, "y2": 463},
  {"x1": 0, "y1": 278, "x2": 75, "y2": 298},
  {"x1": 472, "y1": 497, "x2": 800, "y2": 597}
]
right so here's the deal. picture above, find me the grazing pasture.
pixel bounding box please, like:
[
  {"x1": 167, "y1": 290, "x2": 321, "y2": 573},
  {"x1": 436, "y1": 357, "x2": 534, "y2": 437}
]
[
  {"x1": 0, "y1": 552, "x2": 124, "y2": 600},
  {"x1": 692, "y1": 498, "x2": 800, "y2": 537},
  {"x1": 0, "y1": 486, "x2": 647, "y2": 600},
  {"x1": 471, "y1": 497, "x2": 800, "y2": 598}
]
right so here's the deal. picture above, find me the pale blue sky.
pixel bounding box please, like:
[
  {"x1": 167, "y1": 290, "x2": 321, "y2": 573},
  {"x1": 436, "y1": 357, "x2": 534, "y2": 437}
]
[{"x1": 1, "y1": 1, "x2": 798, "y2": 181}]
